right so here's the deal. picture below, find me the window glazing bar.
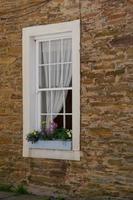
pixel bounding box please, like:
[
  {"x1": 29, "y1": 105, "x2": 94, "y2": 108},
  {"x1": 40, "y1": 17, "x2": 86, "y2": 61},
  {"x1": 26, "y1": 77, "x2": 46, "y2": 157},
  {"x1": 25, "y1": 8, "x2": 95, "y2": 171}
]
[
  {"x1": 38, "y1": 87, "x2": 72, "y2": 92},
  {"x1": 41, "y1": 113, "x2": 72, "y2": 116},
  {"x1": 38, "y1": 62, "x2": 72, "y2": 67}
]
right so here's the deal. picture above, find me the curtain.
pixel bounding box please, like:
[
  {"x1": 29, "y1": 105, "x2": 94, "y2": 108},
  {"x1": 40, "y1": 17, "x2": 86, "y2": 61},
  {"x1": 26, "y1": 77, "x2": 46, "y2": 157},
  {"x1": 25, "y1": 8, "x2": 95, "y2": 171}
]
[
  {"x1": 39, "y1": 41, "x2": 51, "y2": 126},
  {"x1": 40, "y1": 38, "x2": 72, "y2": 127}
]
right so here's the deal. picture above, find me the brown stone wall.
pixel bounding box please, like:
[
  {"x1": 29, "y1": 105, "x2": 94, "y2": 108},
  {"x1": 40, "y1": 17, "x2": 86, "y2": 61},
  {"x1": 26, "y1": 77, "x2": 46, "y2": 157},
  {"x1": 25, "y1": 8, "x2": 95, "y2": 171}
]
[{"x1": 0, "y1": 0, "x2": 133, "y2": 199}]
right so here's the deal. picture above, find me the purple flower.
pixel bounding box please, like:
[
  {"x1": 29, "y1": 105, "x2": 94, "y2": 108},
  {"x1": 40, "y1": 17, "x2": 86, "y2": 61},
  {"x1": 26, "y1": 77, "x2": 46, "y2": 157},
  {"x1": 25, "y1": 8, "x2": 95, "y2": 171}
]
[
  {"x1": 46, "y1": 127, "x2": 53, "y2": 134},
  {"x1": 50, "y1": 121, "x2": 58, "y2": 129},
  {"x1": 46, "y1": 121, "x2": 57, "y2": 134}
]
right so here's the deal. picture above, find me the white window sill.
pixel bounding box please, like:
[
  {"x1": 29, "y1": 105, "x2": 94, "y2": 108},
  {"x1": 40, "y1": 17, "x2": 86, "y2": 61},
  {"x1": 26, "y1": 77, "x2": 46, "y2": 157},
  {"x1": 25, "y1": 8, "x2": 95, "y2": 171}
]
[
  {"x1": 28, "y1": 148, "x2": 80, "y2": 160},
  {"x1": 27, "y1": 140, "x2": 80, "y2": 160},
  {"x1": 23, "y1": 140, "x2": 80, "y2": 161}
]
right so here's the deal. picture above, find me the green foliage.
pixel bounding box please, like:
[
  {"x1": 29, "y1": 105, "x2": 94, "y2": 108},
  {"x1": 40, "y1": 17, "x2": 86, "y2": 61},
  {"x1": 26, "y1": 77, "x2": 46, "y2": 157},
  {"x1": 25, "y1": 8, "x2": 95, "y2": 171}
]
[
  {"x1": 53, "y1": 128, "x2": 72, "y2": 140},
  {"x1": 0, "y1": 184, "x2": 65, "y2": 199},
  {"x1": 0, "y1": 183, "x2": 28, "y2": 195},
  {"x1": 56, "y1": 197, "x2": 65, "y2": 200},
  {"x1": 26, "y1": 130, "x2": 40, "y2": 143},
  {"x1": 27, "y1": 124, "x2": 72, "y2": 143},
  {"x1": 40, "y1": 197, "x2": 65, "y2": 200},
  {"x1": 0, "y1": 183, "x2": 13, "y2": 192},
  {"x1": 14, "y1": 184, "x2": 29, "y2": 195}
]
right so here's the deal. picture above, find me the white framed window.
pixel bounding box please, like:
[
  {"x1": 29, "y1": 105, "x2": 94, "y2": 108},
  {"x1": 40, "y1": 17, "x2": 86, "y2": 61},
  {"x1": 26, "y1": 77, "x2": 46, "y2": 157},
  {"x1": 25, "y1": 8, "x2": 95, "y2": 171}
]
[{"x1": 22, "y1": 20, "x2": 80, "y2": 160}]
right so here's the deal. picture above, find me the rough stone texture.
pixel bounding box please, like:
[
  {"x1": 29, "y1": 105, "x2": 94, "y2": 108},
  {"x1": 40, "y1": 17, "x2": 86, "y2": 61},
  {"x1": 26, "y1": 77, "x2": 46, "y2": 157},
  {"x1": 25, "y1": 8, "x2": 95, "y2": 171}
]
[
  {"x1": 0, "y1": 191, "x2": 57, "y2": 200},
  {"x1": 0, "y1": 0, "x2": 133, "y2": 199}
]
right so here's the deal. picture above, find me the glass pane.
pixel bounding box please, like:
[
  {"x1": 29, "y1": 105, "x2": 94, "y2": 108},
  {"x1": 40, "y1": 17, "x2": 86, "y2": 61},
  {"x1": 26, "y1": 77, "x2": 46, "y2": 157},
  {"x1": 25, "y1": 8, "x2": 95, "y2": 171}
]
[
  {"x1": 41, "y1": 115, "x2": 51, "y2": 129},
  {"x1": 53, "y1": 115, "x2": 63, "y2": 129},
  {"x1": 63, "y1": 38, "x2": 72, "y2": 62},
  {"x1": 39, "y1": 66, "x2": 49, "y2": 88},
  {"x1": 65, "y1": 90, "x2": 72, "y2": 113},
  {"x1": 39, "y1": 41, "x2": 49, "y2": 64},
  {"x1": 50, "y1": 40, "x2": 61, "y2": 63},
  {"x1": 50, "y1": 64, "x2": 62, "y2": 88},
  {"x1": 51, "y1": 90, "x2": 63, "y2": 113},
  {"x1": 41, "y1": 91, "x2": 51, "y2": 113},
  {"x1": 63, "y1": 64, "x2": 72, "y2": 87},
  {"x1": 41, "y1": 115, "x2": 46, "y2": 124},
  {"x1": 66, "y1": 115, "x2": 72, "y2": 130}
]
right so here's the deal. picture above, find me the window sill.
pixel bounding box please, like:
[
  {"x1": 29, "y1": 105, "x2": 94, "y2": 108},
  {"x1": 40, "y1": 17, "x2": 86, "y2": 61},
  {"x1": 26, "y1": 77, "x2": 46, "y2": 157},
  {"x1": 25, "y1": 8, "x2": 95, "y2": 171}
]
[
  {"x1": 23, "y1": 140, "x2": 80, "y2": 160},
  {"x1": 28, "y1": 148, "x2": 80, "y2": 160}
]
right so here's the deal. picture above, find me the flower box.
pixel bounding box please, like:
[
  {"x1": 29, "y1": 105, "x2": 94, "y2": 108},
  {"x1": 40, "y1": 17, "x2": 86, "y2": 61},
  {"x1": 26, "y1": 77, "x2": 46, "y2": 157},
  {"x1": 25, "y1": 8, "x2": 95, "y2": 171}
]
[{"x1": 29, "y1": 140, "x2": 72, "y2": 151}]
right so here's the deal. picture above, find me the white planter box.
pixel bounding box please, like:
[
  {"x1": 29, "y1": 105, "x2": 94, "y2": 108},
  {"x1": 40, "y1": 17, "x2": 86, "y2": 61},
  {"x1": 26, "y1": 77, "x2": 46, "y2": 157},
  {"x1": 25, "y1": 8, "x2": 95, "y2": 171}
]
[{"x1": 29, "y1": 140, "x2": 72, "y2": 151}]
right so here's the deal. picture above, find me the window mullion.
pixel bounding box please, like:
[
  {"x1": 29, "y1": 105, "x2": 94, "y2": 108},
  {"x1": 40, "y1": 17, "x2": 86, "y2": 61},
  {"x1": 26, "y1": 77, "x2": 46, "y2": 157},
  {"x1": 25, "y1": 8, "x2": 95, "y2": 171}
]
[
  {"x1": 36, "y1": 41, "x2": 41, "y2": 129},
  {"x1": 49, "y1": 40, "x2": 52, "y2": 122},
  {"x1": 61, "y1": 39, "x2": 65, "y2": 128},
  {"x1": 61, "y1": 39, "x2": 63, "y2": 88},
  {"x1": 63, "y1": 90, "x2": 66, "y2": 128},
  {"x1": 48, "y1": 40, "x2": 51, "y2": 89}
]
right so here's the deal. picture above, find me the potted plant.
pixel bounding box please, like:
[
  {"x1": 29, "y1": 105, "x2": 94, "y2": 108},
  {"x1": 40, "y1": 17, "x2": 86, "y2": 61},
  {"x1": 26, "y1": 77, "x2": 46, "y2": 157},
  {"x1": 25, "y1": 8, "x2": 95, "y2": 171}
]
[{"x1": 26, "y1": 121, "x2": 72, "y2": 150}]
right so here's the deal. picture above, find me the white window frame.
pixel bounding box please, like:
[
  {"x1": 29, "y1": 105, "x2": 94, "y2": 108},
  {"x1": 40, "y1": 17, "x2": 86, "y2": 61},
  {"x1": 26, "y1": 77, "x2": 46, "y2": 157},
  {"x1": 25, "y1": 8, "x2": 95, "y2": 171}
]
[{"x1": 22, "y1": 20, "x2": 80, "y2": 160}]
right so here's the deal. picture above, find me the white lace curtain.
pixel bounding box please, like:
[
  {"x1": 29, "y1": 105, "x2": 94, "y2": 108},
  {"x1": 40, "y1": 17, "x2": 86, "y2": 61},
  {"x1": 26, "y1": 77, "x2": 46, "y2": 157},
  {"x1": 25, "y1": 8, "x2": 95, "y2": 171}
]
[{"x1": 40, "y1": 38, "x2": 72, "y2": 126}]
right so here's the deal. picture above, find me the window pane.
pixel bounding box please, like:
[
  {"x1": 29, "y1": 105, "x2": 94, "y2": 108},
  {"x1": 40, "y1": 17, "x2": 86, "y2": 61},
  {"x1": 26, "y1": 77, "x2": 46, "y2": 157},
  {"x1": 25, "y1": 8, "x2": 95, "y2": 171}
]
[
  {"x1": 39, "y1": 66, "x2": 49, "y2": 88},
  {"x1": 50, "y1": 64, "x2": 62, "y2": 88},
  {"x1": 50, "y1": 40, "x2": 61, "y2": 63},
  {"x1": 41, "y1": 115, "x2": 51, "y2": 129},
  {"x1": 66, "y1": 115, "x2": 72, "y2": 130},
  {"x1": 63, "y1": 64, "x2": 72, "y2": 87},
  {"x1": 41, "y1": 91, "x2": 51, "y2": 113},
  {"x1": 51, "y1": 90, "x2": 63, "y2": 113},
  {"x1": 39, "y1": 41, "x2": 49, "y2": 64},
  {"x1": 63, "y1": 38, "x2": 72, "y2": 62},
  {"x1": 65, "y1": 90, "x2": 72, "y2": 113},
  {"x1": 53, "y1": 115, "x2": 63, "y2": 129},
  {"x1": 41, "y1": 115, "x2": 46, "y2": 124}
]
